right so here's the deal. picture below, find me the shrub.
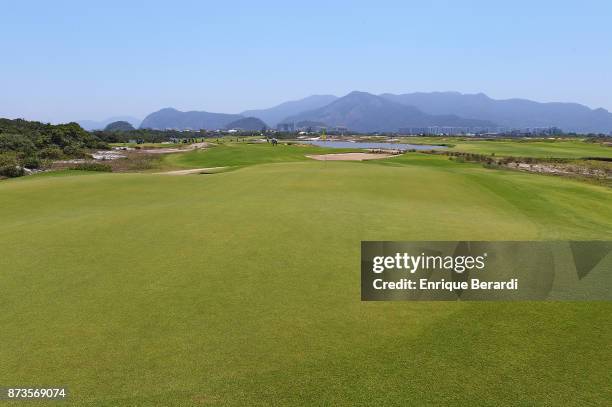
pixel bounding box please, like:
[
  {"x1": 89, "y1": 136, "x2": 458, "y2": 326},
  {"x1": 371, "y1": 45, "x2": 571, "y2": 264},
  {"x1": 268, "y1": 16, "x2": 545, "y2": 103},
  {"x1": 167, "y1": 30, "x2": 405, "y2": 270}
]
[
  {"x1": 0, "y1": 153, "x2": 24, "y2": 177},
  {"x1": 0, "y1": 133, "x2": 36, "y2": 154},
  {"x1": 69, "y1": 162, "x2": 112, "y2": 172},
  {"x1": 127, "y1": 155, "x2": 161, "y2": 170},
  {"x1": 62, "y1": 144, "x2": 82, "y2": 156},
  {"x1": 40, "y1": 146, "x2": 63, "y2": 159},
  {"x1": 22, "y1": 155, "x2": 41, "y2": 169},
  {"x1": 89, "y1": 140, "x2": 110, "y2": 149},
  {"x1": 0, "y1": 165, "x2": 24, "y2": 178}
]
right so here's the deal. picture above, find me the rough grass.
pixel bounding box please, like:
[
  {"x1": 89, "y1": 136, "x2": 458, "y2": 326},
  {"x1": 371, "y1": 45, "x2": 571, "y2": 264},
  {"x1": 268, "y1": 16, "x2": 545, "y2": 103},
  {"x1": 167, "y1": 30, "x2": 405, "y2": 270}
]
[{"x1": 0, "y1": 153, "x2": 611, "y2": 406}]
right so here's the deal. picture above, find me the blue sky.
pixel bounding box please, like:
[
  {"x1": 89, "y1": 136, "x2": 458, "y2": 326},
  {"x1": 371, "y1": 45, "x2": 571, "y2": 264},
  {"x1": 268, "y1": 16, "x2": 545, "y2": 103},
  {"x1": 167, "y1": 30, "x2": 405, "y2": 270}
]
[{"x1": 2, "y1": 0, "x2": 611, "y2": 122}]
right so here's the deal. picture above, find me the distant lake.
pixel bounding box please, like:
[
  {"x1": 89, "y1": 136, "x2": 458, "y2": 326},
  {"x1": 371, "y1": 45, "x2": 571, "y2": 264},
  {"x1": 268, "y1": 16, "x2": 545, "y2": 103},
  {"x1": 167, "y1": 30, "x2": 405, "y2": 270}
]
[{"x1": 301, "y1": 140, "x2": 447, "y2": 150}]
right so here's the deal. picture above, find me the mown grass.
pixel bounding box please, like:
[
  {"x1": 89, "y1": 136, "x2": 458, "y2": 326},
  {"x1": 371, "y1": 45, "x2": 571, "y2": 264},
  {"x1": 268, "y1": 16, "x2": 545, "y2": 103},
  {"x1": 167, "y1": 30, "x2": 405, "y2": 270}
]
[
  {"x1": 451, "y1": 140, "x2": 612, "y2": 158},
  {"x1": 0, "y1": 152, "x2": 611, "y2": 406},
  {"x1": 163, "y1": 142, "x2": 358, "y2": 168},
  {"x1": 396, "y1": 137, "x2": 612, "y2": 159}
]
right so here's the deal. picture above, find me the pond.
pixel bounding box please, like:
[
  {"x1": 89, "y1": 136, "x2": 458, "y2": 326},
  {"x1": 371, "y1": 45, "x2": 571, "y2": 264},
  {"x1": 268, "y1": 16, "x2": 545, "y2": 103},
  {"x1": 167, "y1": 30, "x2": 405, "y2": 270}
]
[{"x1": 301, "y1": 140, "x2": 447, "y2": 150}]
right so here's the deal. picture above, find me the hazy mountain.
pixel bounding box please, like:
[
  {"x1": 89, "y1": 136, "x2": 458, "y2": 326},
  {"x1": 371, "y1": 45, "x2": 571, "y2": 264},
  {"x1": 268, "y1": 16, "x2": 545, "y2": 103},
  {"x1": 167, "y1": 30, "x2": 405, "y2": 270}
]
[
  {"x1": 225, "y1": 117, "x2": 267, "y2": 131},
  {"x1": 241, "y1": 95, "x2": 338, "y2": 127},
  {"x1": 78, "y1": 116, "x2": 141, "y2": 131},
  {"x1": 104, "y1": 121, "x2": 135, "y2": 132},
  {"x1": 295, "y1": 120, "x2": 328, "y2": 128},
  {"x1": 282, "y1": 91, "x2": 495, "y2": 133},
  {"x1": 127, "y1": 91, "x2": 612, "y2": 134},
  {"x1": 380, "y1": 92, "x2": 612, "y2": 133},
  {"x1": 140, "y1": 108, "x2": 242, "y2": 130}
]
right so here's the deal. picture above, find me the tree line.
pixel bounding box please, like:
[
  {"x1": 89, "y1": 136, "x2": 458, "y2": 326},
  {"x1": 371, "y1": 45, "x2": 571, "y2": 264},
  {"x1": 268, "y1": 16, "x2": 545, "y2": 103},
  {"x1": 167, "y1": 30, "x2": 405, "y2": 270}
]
[{"x1": 0, "y1": 118, "x2": 107, "y2": 177}]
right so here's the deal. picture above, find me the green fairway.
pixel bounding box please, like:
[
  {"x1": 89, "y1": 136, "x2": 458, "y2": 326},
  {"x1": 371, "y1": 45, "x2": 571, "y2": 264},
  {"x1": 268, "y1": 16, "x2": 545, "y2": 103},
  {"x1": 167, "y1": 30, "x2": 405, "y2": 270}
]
[
  {"x1": 399, "y1": 137, "x2": 612, "y2": 159},
  {"x1": 451, "y1": 140, "x2": 612, "y2": 158},
  {"x1": 1, "y1": 154, "x2": 611, "y2": 406},
  {"x1": 164, "y1": 142, "x2": 358, "y2": 168}
]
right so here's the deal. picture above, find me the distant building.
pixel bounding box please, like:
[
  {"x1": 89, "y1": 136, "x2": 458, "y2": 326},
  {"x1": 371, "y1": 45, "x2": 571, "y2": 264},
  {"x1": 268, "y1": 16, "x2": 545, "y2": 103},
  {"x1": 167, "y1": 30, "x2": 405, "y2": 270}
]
[
  {"x1": 276, "y1": 122, "x2": 295, "y2": 132},
  {"x1": 399, "y1": 126, "x2": 512, "y2": 135}
]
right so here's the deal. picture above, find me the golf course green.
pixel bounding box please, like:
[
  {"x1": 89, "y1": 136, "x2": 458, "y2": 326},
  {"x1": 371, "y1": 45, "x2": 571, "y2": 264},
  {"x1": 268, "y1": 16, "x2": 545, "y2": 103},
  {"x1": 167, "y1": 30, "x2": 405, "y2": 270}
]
[
  {"x1": 450, "y1": 139, "x2": 612, "y2": 158},
  {"x1": 163, "y1": 142, "x2": 359, "y2": 168},
  {"x1": 1, "y1": 145, "x2": 611, "y2": 406},
  {"x1": 399, "y1": 137, "x2": 612, "y2": 159}
]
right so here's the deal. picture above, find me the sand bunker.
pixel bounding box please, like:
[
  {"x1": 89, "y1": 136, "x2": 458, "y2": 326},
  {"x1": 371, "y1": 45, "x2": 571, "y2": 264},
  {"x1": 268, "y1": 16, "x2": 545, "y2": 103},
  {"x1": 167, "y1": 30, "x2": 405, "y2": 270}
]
[{"x1": 306, "y1": 153, "x2": 395, "y2": 161}]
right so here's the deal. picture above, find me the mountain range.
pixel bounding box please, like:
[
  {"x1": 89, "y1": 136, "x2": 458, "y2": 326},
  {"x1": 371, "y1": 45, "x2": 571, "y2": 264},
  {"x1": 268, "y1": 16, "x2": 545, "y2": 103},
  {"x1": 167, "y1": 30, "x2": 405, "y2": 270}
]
[
  {"x1": 241, "y1": 95, "x2": 338, "y2": 127},
  {"x1": 224, "y1": 117, "x2": 267, "y2": 131},
  {"x1": 77, "y1": 116, "x2": 141, "y2": 131},
  {"x1": 104, "y1": 121, "x2": 135, "y2": 132},
  {"x1": 139, "y1": 108, "x2": 243, "y2": 131},
  {"x1": 380, "y1": 92, "x2": 612, "y2": 134},
  {"x1": 283, "y1": 91, "x2": 495, "y2": 133},
  {"x1": 110, "y1": 92, "x2": 612, "y2": 134}
]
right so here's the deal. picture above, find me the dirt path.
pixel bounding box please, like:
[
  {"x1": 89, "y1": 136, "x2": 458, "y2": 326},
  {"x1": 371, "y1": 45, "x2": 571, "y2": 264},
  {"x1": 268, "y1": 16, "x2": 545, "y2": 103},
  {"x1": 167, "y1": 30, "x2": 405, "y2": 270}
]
[
  {"x1": 155, "y1": 167, "x2": 227, "y2": 175},
  {"x1": 306, "y1": 153, "x2": 395, "y2": 161}
]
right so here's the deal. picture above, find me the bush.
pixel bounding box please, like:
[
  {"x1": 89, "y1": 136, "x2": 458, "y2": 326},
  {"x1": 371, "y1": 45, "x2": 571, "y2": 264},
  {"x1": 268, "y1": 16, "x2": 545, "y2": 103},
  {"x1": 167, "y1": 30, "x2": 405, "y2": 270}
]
[
  {"x1": 69, "y1": 162, "x2": 112, "y2": 172},
  {"x1": 88, "y1": 140, "x2": 110, "y2": 150},
  {"x1": 40, "y1": 146, "x2": 63, "y2": 159},
  {"x1": 0, "y1": 165, "x2": 24, "y2": 177},
  {"x1": 0, "y1": 153, "x2": 24, "y2": 177},
  {"x1": 62, "y1": 144, "x2": 82, "y2": 156},
  {"x1": 0, "y1": 133, "x2": 36, "y2": 155},
  {"x1": 22, "y1": 155, "x2": 41, "y2": 169}
]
